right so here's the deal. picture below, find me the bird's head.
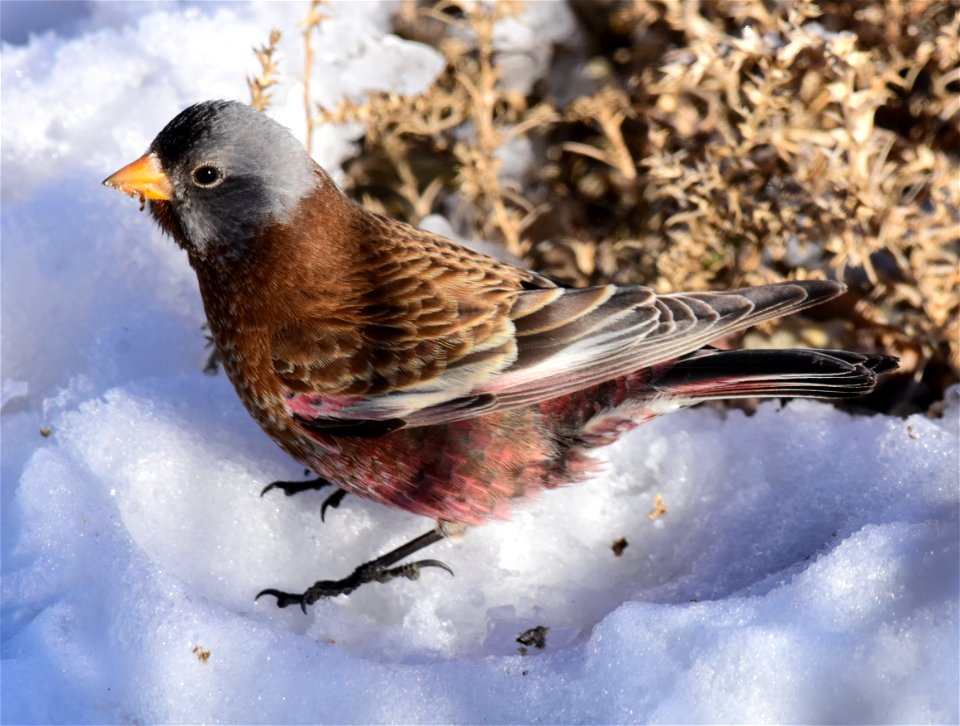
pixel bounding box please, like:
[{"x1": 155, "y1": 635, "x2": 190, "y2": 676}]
[{"x1": 104, "y1": 100, "x2": 319, "y2": 264}]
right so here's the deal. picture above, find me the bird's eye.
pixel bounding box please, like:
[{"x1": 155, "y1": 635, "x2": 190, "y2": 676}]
[{"x1": 192, "y1": 164, "x2": 223, "y2": 187}]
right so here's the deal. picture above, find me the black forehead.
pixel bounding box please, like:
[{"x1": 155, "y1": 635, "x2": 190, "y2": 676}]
[{"x1": 150, "y1": 100, "x2": 242, "y2": 167}]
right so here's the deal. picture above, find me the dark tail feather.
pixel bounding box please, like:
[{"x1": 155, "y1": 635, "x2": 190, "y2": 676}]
[
  {"x1": 657, "y1": 348, "x2": 899, "y2": 401},
  {"x1": 547, "y1": 347, "x2": 897, "y2": 479}
]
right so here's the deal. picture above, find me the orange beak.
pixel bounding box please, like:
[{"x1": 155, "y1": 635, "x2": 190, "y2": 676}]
[{"x1": 102, "y1": 151, "x2": 173, "y2": 202}]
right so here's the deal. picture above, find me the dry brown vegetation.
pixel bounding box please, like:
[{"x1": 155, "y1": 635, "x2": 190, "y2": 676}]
[{"x1": 255, "y1": 0, "x2": 959, "y2": 413}]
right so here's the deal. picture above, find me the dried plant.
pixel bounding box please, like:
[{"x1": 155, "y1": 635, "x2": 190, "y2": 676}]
[
  {"x1": 247, "y1": 28, "x2": 282, "y2": 112},
  {"x1": 564, "y1": 88, "x2": 638, "y2": 183},
  {"x1": 317, "y1": 0, "x2": 557, "y2": 255},
  {"x1": 301, "y1": 0, "x2": 331, "y2": 155}
]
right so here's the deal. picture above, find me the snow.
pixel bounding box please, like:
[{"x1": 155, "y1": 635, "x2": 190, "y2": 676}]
[{"x1": 2, "y1": 2, "x2": 957, "y2": 723}]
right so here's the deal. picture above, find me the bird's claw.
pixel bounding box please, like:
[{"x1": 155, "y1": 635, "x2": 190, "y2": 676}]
[
  {"x1": 320, "y1": 489, "x2": 348, "y2": 521},
  {"x1": 255, "y1": 588, "x2": 312, "y2": 613},
  {"x1": 382, "y1": 559, "x2": 454, "y2": 581},
  {"x1": 256, "y1": 558, "x2": 454, "y2": 611}
]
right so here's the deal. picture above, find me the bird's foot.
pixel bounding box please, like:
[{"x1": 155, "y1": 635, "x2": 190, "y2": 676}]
[
  {"x1": 256, "y1": 559, "x2": 452, "y2": 611},
  {"x1": 255, "y1": 529, "x2": 451, "y2": 612},
  {"x1": 260, "y1": 475, "x2": 334, "y2": 498},
  {"x1": 261, "y1": 474, "x2": 350, "y2": 521}
]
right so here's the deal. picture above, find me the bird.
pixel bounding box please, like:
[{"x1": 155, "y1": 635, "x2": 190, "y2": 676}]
[{"x1": 104, "y1": 100, "x2": 898, "y2": 611}]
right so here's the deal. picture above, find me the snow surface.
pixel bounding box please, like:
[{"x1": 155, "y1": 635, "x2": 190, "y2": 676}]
[{"x1": 2, "y1": 2, "x2": 958, "y2": 724}]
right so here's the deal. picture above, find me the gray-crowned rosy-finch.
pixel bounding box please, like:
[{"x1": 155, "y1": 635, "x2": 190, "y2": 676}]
[{"x1": 104, "y1": 100, "x2": 897, "y2": 611}]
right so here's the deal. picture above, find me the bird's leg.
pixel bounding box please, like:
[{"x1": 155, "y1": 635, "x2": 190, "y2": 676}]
[
  {"x1": 260, "y1": 471, "x2": 335, "y2": 498},
  {"x1": 256, "y1": 528, "x2": 453, "y2": 612}
]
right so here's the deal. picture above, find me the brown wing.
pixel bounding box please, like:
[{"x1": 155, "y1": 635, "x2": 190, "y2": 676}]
[
  {"x1": 268, "y1": 187, "x2": 845, "y2": 428},
  {"x1": 271, "y1": 210, "x2": 555, "y2": 404},
  {"x1": 388, "y1": 279, "x2": 845, "y2": 427}
]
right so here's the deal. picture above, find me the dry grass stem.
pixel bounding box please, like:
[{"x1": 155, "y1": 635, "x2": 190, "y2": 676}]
[
  {"x1": 247, "y1": 28, "x2": 282, "y2": 112},
  {"x1": 301, "y1": 0, "x2": 330, "y2": 156}
]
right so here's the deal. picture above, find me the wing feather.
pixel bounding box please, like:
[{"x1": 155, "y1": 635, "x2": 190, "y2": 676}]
[
  {"x1": 270, "y1": 206, "x2": 845, "y2": 431},
  {"x1": 401, "y1": 280, "x2": 844, "y2": 425}
]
